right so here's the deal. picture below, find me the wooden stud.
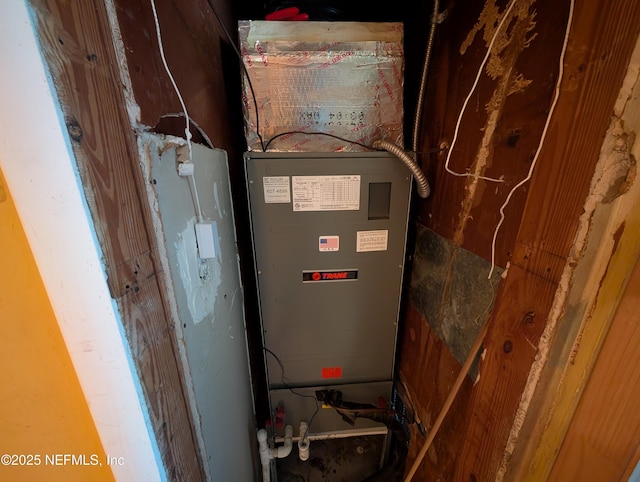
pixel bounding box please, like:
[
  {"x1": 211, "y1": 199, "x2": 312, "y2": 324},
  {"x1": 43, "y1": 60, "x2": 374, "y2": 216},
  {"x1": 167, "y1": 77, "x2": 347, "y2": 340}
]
[
  {"x1": 29, "y1": 0, "x2": 204, "y2": 479},
  {"x1": 403, "y1": 0, "x2": 640, "y2": 480}
]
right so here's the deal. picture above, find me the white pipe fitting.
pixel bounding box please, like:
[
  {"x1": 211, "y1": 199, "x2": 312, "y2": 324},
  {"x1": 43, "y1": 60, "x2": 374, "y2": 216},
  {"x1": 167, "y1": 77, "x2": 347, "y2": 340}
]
[
  {"x1": 276, "y1": 425, "x2": 293, "y2": 459},
  {"x1": 298, "y1": 421, "x2": 310, "y2": 461},
  {"x1": 257, "y1": 425, "x2": 294, "y2": 482},
  {"x1": 257, "y1": 429, "x2": 271, "y2": 482}
]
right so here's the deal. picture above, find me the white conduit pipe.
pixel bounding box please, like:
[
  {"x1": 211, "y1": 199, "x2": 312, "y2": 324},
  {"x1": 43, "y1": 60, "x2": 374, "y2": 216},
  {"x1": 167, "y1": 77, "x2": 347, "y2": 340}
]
[
  {"x1": 298, "y1": 421, "x2": 310, "y2": 461},
  {"x1": 373, "y1": 139, "x2": 431, "y2": 198},
  {"x1": 257, "y1": 429, "x2": 270, "y2": 482},
  {"x1": 257, "y1": 425, "x2": 293, "y2": 482}
]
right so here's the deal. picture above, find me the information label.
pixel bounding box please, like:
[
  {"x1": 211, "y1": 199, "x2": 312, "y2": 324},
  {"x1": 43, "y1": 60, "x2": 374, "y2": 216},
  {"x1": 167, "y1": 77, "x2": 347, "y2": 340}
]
[
  {"x1": 356, "y1": 230, "x2": 388, "y2": 252},
  {"x1": 292, "y1": 175, "x2": 360, "y2": 211},
  {"x1": 262, "y1": 176, "x2": 291, "y2": 203}
]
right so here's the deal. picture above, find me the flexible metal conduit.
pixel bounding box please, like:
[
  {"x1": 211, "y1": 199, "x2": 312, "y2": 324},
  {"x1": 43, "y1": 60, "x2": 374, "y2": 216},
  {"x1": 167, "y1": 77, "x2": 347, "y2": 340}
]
[
  {"x1": 373, "y1": 140, "x2": 431, "y2": 198},
  {"x1": 412, "y1": 0, "x2": 440, "y2": 154},
  {"x1": 376, "y1": 0, "x2": 440, "y2": 199}
]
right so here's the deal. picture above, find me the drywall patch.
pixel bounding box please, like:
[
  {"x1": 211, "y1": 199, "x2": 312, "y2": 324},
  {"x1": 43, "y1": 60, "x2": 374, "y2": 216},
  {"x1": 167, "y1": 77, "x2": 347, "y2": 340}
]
[
  {"x1": 175, "y1": 217, "x2": 222, "y2": 325},
  {"x1": 410, "y1": 226, "x2": 453, "y2": 328},
  {"x1": 139, "y1": 133, "x2": 257, "y2": 481},
  {"x1": 592, "y1": 120, "x2": 636, "y2": 204},
  {"x1": 567, "y1": 119, "x2": 636, "y2": 265},
  {"x1": 137, "y1": 134, "x2": 210, "y2": 478},
  {"x1": 410, "y1": 226, "x2": 502, "y2": 368}
]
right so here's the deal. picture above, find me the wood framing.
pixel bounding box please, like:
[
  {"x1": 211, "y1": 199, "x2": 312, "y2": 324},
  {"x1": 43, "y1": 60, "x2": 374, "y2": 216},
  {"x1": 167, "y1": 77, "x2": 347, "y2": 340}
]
[
  {"x1": 401, "y1": 0, "x2": 640, "y2": 480},
  {"x1": 29, "y1": 1, "x2": 203, "y2": 479},
  {"x1": 110, "y1": 0, "x2": 270, "y2": 422},
  {"x1": 507, "y1": 34, "x2": 640, "y2": 479},
  {"x1": 23, "y1": 0, "x2": 640, "y2": 479},
  {"x1": 549, "y1": 252, "x2": 640, "y2": 480}
]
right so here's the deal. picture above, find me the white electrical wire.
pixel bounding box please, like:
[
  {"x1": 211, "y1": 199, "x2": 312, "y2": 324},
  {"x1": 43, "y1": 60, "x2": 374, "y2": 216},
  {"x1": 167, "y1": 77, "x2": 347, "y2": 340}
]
[
  {"x1": 188, "y1": 176, "x2": 205, "y2": 223},
  {"x1": 406, "y1": 4, "x2": 577, "y2": 479},
  {"x1": 149, "y1": 0, "x2": 193, "y2": 161},
  {"x1": 444, "y1": 0, "x2": 517, "y2": 183},
  {"x1": 150, "y1": 0, "x2": 205, "y2": 223},
  {"x1": 487, "y1": 0, "x2": 575, "y2": 279}
]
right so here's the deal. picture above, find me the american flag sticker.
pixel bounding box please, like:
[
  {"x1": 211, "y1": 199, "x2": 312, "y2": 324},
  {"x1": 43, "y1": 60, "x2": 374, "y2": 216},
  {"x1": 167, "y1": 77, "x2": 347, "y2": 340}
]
[{"x1": 318, "y1": 235, "x2": 339, "y2": 252}]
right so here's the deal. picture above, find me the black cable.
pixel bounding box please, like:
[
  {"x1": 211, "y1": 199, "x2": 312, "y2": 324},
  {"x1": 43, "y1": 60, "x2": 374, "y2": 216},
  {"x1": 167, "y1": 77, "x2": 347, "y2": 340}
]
[
  {"x1": 265, "y1": 130, "x2": 450, "y2": 154},
  {"x1": 205, "y1": 0, "x2": 265, "y2": 151},
  {"x1": 263, "y1": 347, "x2": 317, "y2": 401},
  {"x1": 263, "y1": 347, "x2": 320, "y2": 440},
  {"x1": 303, "y1": 403, "x2": 319, "y2": 443},
  {"x1": 158, "y1": 113, "x2": 214, "y2": 149},
  {"x1": 204, "y1": 1, "x2": 448, "y2": 157},
  {"x1": 203, "y1": 0, "x2": 390, "y2": 154},
  {"x1": 264, "y1": 130, "x2": 378, "y2": 152}
]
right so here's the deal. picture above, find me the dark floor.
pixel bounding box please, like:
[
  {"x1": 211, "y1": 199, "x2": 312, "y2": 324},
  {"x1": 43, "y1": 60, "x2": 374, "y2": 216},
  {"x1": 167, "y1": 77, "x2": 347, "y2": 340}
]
[{"x1": 276, "y1": 435, "x2": 384, "y2": 482}]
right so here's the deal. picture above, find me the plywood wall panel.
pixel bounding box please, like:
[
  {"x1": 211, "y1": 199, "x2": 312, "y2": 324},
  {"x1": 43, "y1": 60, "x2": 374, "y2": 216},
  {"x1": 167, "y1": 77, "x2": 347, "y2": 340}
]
[
  {"x1": 398, "y1": 305, "x2": 473, "y2": 482},
  {"x1": 454, "y1": 264, "x2": 557, "y2": 481},
  {"x1": 403, "y1": 0, "x2": 640, "y2": 480},
  {"x1": 418, "y1": 0, "x2": 571, "y2": 268},
  {"x1": 113, "y1": 0, "x2": 241, "y2": 156}
]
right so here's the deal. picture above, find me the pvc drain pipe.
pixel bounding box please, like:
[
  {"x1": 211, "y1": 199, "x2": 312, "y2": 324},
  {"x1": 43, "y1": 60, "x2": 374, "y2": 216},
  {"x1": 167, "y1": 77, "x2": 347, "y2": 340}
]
[
  {"x1": 298, "y1": 421, "x2": 310, "y2": 461},
  {"x1": 258, "y1": 425, "x2": 293, "y2": 482}
]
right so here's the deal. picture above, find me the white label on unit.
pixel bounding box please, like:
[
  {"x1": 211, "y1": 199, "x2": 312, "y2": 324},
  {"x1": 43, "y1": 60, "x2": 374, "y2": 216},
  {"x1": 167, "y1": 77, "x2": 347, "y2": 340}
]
[
  {"x1": 263, "y1": 176, "x2": 291, "y2": 203},
  {"x1": 356, "y1": 230, "x2": 388, "y2": 252},
  {"x1": 318, "y1": 235, "x2": 340, "y2": 252},
  {"x1": 292, "y1": 175, "x2": 360, "y2": 211}
]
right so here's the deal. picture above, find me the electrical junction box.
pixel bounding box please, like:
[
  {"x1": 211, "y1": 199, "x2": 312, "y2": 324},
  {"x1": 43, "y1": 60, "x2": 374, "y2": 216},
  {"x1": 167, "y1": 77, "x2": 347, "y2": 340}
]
[{"x1": 245, "y1": 151, "x2": 412, "y2": 437}]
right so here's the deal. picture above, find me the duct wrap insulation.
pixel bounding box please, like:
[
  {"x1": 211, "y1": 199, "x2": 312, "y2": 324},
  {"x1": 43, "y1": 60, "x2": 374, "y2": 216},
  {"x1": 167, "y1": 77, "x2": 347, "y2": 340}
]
[{"x1": 239, "y1": 20, "x2": 404, "y2": 152}]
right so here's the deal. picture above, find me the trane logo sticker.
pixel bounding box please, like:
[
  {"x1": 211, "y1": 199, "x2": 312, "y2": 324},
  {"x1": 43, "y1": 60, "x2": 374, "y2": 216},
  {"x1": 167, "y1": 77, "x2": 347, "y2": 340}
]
[{"x1": 303, "y1": 270, "x2": 358, "y2": 282}]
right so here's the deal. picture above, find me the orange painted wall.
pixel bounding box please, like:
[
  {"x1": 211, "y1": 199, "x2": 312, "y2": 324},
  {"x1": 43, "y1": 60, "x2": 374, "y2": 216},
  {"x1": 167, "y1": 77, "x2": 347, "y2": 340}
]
[{"x1": 0, "y1": 167, "x2": 114, "y2": 482}]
